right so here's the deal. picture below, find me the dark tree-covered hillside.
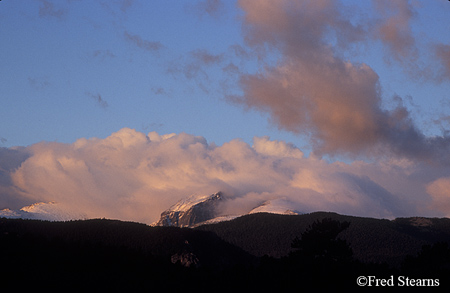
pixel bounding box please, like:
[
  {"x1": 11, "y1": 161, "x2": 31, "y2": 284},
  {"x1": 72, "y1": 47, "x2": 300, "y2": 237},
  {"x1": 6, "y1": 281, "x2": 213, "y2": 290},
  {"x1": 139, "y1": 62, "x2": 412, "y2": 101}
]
[
  {"x1": 196, "y1": 212, "x2": 450, "y2": 266},
  {"x1": 1, "y1": 214, "x2": 450, "y2": 290}
]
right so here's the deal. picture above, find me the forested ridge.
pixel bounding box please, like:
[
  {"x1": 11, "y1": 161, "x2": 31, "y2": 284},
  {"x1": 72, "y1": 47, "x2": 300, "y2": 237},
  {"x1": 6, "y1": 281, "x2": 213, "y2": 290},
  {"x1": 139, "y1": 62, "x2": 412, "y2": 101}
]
[
  {"x1": 1, "y1": 212, "x2": 450, "y2": 290},
  {"x1": 197, "y1": 212, "x2": 450, "y2": 265}
]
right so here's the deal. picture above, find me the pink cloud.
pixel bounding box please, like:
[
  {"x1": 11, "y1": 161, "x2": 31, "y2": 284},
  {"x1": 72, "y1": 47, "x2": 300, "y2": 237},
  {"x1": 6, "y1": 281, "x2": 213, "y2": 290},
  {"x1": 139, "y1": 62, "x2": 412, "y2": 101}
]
[
  {"x1": 373, "y1": 0, "x2": 417, "y2": 62},
  {"x1": 1, "y1": 128, "x2": 449, "y2": 223},
  {"x1": 435, "y1": 44, "x2": 450, "y2": 81},
  {"x1": 232, "y1": 0, "x2": 450, "y2": 162}
]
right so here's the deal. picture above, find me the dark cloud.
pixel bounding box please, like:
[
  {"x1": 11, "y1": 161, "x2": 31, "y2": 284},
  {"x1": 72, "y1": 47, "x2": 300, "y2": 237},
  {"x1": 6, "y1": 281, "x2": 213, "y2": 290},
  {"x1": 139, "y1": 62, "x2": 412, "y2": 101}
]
[
  {"x1": 124, "y1": 31, "x2": 163, "y2": 52},
  {"x1": 190, "y1": 49, "x2": 224, "y2": 65},
  {"x1": 38, "y1": 0, "x2": 67, "y2": 19},
  {"x1": 28, "y1": 77, "x2": 50, "y2": 90},
  {"x1": 186, "y1": 0, "x2": 225, "y2": 19},
  {"x1": 151, "y1": 87, "x2": 166, "y2": 96},
  {"x1": 119, "y1": 0, "x2": 134, "y2": 13},
  {"x1": 86, "y1": 92, "x2": 108, "y2": 109},
  {"x1": 0, "y1": 147, "x2": 31, "y2": 209},
  {"x1": 92, "y1": 49, "x2": 116, "y2": 60},
  {"x1": 167, "y1": 49, "x2": 226, "y2": 94}
]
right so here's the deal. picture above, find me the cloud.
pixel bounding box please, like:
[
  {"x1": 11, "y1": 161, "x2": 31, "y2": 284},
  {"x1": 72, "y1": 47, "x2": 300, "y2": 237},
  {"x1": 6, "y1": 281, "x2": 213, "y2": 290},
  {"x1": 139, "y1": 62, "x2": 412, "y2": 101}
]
[
  {"x1": 0, "y1": 147, "x2": 31, "y2": 209},
  {"x1": 86, "y1": 92, "x2": 109, "y2": 109},
  {"x1": 119, "y1": 0, "x2": 135, "y2": 13},
  {"x1": 373, "y1": 0, "x2": 417, "y2": 62},
  {"x1": 186, "y1": 0, "x2": 225, "y2": 19},
  {"x1": 124, "y1": 31, "x2": 163, "y2": 52},
  {"x1": 231, "y1": 0, "x2": 450, "y2": 163},
  {"x1": 1, "y1": 128, "x2": 450, "y2": 224},
  {"x1": 427, "y1": 177, "x2": 450, "y2": 217},
  {"x1": 190, "y1": 49, "x2": 224, "y2": 65},
  {"x1": 170, "y1": 49, "x2": 224, "y2": 81},
  {"x1": 167, "y1": 49, "x2": 226, "y2": 94},
  {"x1": 28, "y1": 77, "x2": 50, "y2": 90},
  {"x1": 38, "y1": 0, "x2": 67, "y2": 20},
  {"x1": 435, "y1": 44, "x2": 450, "y2": 81},
  {"x1": 252, "y1": 136, "x2": 303, "y2": 158},
  {"x1": 92, "y1": 49, "x2": 116, "y2": 60}
]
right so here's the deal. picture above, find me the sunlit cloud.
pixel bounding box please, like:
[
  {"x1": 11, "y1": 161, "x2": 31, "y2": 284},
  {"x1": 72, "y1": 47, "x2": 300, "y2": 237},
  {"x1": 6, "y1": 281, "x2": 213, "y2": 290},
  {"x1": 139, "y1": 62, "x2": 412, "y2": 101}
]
[
  {"x1": 373, "y1": 0, "x2": 417, "y2": 63},
  {"x1": 1, "y1": 128, "x2": 450, "y2": 224},
  {"x1": 230, "y1": 0, "x2": 450, "y2": 163}
]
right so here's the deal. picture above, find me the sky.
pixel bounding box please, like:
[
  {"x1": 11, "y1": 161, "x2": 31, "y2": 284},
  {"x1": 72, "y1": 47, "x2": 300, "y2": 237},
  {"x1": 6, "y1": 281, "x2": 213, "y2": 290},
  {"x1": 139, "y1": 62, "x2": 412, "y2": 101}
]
[{"x1": 1, "y1": 0, "x2": 450, "y2": 224}]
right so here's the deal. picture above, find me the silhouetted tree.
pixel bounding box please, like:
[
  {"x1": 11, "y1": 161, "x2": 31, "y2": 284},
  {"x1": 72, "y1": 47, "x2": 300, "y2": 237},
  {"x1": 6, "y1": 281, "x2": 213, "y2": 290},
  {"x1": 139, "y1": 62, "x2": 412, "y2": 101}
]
[
  {"x1": 401, "y1": 242, "x2": 450, "y2": 279},
  {"x1": 290, "y1": 218, "x2": 352, "y2": 263},
  {"x1": 286, "y1": 218, "x2": 355, "y2": 288}
]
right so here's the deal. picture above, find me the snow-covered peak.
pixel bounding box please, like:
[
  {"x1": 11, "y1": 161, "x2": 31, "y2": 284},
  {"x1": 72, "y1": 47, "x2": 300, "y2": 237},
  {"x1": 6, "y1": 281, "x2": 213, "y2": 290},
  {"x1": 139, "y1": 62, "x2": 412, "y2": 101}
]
[
  {"x1": 154, "y1": 192, "x2": 224, "y2": 227},
  {"x1": 154, "y1": 193, "x2": 302, "y2": 227},
  {"x1": 0, "y1": 202, "x2": 85, "y2": 221},
  {"x1": 168, "y1": 192, "x2": 222, "y2": 212},
  {"x1": 249, "y1": 198, "x2": 301, "y2": 215}
]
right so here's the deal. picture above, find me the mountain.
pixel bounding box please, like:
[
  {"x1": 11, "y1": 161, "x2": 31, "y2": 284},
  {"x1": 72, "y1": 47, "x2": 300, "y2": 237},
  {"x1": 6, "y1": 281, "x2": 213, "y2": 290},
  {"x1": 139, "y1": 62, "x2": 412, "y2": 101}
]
[
  {"x1": 248, "y1": 198, "x2": 301, "y2": 215},
  {"x1": 0, "y1": 202, "x2": 86, "y2": 221},
  {"x1": 154, "y1": 192, "x2": 301, "y2": 227},
  {"x1": 154, "y1": 192, "x2": 224, "y2": 227}
]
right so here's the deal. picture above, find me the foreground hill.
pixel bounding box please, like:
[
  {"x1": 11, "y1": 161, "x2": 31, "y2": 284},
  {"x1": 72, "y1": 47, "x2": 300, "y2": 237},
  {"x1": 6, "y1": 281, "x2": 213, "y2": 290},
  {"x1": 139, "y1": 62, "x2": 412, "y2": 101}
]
[
  {"x1": 1, "y1": 212, "x2": 450, "y2": 290},
  {"x1": 0, "y1": 218, "x2": 255, "y2": 291}
]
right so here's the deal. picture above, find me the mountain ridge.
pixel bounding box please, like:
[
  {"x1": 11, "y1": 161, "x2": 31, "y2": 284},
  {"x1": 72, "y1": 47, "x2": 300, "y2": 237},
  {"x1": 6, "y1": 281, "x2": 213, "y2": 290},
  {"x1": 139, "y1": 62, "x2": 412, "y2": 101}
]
[{"x1": 154, "y1": 192, "x2": 302, "y2": 227}]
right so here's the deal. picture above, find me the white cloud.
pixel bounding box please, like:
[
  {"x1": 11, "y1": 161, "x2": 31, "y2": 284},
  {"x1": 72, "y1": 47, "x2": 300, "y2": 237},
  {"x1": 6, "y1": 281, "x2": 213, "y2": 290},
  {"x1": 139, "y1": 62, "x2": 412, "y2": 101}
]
[
  {"x1": 1, "y1": 128, "x2": 449, "y2": 224},
  {"x1": 253, "y1": 136, "x2": 303, "y2": 158}
]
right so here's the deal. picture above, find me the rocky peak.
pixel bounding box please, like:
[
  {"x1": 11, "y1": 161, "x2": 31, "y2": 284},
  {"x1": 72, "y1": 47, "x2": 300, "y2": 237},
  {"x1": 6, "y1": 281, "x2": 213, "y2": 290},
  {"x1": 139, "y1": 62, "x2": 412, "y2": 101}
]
[{"x1": 155, "y1": 192, "x2": 224, "y2": 227}]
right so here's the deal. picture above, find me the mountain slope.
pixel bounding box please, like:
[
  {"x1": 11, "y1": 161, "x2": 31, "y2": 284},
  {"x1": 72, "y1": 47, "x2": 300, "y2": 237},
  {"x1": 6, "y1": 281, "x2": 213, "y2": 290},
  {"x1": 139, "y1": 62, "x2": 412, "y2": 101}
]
[{"x1": 196, "y1": 212, "x2": 450, "y2": 267}]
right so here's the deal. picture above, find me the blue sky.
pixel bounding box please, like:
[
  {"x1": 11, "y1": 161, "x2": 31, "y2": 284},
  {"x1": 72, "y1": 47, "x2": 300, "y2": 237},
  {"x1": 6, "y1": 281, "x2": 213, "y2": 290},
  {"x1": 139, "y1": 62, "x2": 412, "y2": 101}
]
[
  {"x1": 1, "y1": 1, "x2": 448, "y2": 155},
  {"x1": 2, "y1": 1, "x2": 450, "y2": 223},
  {"x1": 0, "y1": 0, "x2": 300, "y2": 149}
]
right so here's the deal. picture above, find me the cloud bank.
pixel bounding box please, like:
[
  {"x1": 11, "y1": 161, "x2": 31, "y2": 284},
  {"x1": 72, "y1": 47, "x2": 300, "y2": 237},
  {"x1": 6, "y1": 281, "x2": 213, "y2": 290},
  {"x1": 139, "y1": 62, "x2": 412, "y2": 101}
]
[
  {"x1": 1, "y1": 128, "x2": 450, "y2": 224},
  {"x1": 231, "y1": 0, "x2": 450, "y2": 162}
]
